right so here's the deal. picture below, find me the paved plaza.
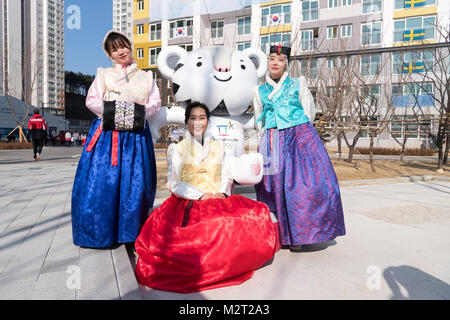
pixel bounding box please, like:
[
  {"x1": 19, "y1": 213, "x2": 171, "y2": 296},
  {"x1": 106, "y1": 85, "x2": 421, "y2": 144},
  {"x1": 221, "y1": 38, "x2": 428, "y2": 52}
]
[{"x1": 0, "y1": 146, "x2": 449, "y2": 300}]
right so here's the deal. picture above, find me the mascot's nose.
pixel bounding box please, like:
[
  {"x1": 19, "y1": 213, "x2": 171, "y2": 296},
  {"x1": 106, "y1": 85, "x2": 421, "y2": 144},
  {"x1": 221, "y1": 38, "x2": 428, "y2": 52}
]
[{"x1": 214, "y1": 65, "x2": 231, "y2": 72}]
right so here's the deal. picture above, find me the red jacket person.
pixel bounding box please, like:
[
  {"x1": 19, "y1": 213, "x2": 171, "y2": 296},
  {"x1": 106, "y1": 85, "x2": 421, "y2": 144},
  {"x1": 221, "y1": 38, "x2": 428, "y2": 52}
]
[{"x1": 27, "y1": 109, "x2": 47, "y2": 160}]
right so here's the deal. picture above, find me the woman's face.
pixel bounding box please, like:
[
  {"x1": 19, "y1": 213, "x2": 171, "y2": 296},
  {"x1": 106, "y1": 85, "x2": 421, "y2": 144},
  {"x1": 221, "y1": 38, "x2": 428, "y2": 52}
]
[
  {"x1": 187, "y1": 107, "x2": 208, "y2": 139},
  {"x1": 109, "y1": 45, "x2": 133, "y2": 65},
  {"x1": 268, "y1": 53, "x2": 287, "y2": 80}
]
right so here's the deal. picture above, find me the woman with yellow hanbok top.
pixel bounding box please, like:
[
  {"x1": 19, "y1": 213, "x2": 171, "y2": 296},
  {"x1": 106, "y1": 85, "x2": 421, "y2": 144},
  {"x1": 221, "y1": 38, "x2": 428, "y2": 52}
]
[{"x1": 135, "y1": 102, "x2": 279, "y2": 293}]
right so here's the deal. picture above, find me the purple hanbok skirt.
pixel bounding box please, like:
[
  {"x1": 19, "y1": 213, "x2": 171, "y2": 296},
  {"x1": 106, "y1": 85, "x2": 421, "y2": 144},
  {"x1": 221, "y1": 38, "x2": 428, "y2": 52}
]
[{"x1": 255, "y1": 122, "x2": 346, "y2": 246}]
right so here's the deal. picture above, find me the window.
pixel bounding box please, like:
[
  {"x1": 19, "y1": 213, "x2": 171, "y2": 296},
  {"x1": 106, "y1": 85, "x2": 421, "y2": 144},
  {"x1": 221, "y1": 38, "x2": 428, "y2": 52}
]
[
  {"x1": 342, "y1": 0, "x2": 352, "y2": 6},
  {"x1": 260, "y1": 32, "x2": 291, "y2": 54},
  {"x1": 327, "y1": 26, "x2": 338, "y2": 39},
  {"x1": 237, "y1": 16, "x2": 251, "y2": 35},
  {"x1": 328, "y1": 0, "x2": 339, "y2": 8},
  {"x1": 360, "y1": 116, "x2": 380, "y2": 138},
  {"x1": 300, "y1": 59, "x2": 318, "y2": 79},
  {"x1": 327, "y1": 58, "x2": 337, "y2": 69},
  {"x1": 361, "y1": 54, "x2": 381, "y2": 76},
  {"x1": 261, "y1": 4, "x2": 291, "y2": 27},
  {"x1": 361, "y1": 21, "x2": 381, "y2": 45},
  {"x1": 301, "y1": 28, "x2": 319, "y2": 51},
  {"x1": 169, "y1": 19, "x2": 193, "y2": 38},
  {"x1": 395, "y1": 0, "x2": 435, "y2": 9},
  {"x1": 392, "y1": 50, "x2": 433, "y2": 74},
  {"x1": 137, "y1": 0, "x2": 144, "y2": 11},
  {"x1": 394, "y1": 16, "x2": 435, "y2": 43},
  {"x1": 211, "y1": 20, "x2": 224, "y2": 39},
  {"x1": 362, "y1": 0, "x2": 382, "y2": 14},
  {"x1": 136, "y1": 48, "x2": 144, "y2": 59},
  {"x1": 136, "y1": 24, "x2": 144, "y2": 35},
  {"x1": 149, "y1": 47, "x2": 161, "y2": 66},
  {"x1": 237, "y1": 42, "x2": 251, "y2": 51},
  {"x1": 419, "y1": 115, "x2": 433, "y2": 138},
  {"x1": 392, "y1": 83, "x2": 434, "y2": 107},
  {"x1": 302, "y1": 1, "x2": 319, "y2": 22},
  {"x1": 179, "y1": 44, "x2": 193, "y2": 52},
  {"x1": 150, "y1": 23, "x2": 161, "y2": 41},
  {"x1": 341, "y1": 24, "x2": 352, "y2": 38},
  {"x1": 390, "y1": 115, "x2": 424, "y2": 139}
]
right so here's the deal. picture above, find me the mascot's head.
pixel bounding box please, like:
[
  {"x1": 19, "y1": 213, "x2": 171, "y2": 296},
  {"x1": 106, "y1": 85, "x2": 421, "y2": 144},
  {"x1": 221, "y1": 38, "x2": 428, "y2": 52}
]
[{"x1": 157, "y1": 46, "x2": 267, "y2": 117}]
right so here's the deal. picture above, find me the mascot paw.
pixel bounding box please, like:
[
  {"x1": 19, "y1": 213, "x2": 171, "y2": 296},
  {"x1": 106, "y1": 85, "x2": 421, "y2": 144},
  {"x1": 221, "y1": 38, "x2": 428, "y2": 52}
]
[{"x1": 231, "y1": 153, "x2": 264, "y2": 185}]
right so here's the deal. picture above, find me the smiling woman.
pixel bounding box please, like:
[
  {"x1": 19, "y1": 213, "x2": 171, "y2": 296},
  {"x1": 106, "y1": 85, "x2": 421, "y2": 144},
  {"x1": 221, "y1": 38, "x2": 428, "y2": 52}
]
[{"x1": 70, "y1": 30, "x2": 162, "y2": 248}]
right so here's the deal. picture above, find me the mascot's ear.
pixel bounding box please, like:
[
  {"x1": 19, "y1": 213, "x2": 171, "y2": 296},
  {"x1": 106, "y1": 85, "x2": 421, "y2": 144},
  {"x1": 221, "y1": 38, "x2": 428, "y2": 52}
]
[
  {"x1": 242, "y1": 48, "x2": 268, "y2": 79},
  {"x1": 157, "y1": 46, "x2": 188, "y2": 80}
]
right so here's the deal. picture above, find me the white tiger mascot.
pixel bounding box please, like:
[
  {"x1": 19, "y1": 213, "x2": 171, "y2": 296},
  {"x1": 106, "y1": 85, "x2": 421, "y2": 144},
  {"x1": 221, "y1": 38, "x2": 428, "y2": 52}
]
[{"x1": 150, "y1": 46, "x2": 267, "y2": 185}]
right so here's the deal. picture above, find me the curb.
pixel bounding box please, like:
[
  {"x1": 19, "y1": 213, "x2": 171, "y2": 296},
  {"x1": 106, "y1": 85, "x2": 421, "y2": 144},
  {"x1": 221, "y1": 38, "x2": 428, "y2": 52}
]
[
  {"x1": 155, "y1": 175, "x2": 450, "y2": 199},
  {"x1": 111, "y1": 245, "x2": 142, "y2": 300},
  {"x1": 339, "y1": 175, "x2": 450, "y2": 187}
]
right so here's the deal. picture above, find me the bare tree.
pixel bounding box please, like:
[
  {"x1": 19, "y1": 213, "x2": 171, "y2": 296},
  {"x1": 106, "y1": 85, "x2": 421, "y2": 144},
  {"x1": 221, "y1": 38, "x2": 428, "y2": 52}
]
[
  {"x1": 0, "y1": 46, "x2": 43, "y2": 142},
  {"x1": 402, "y1": 25, "x2": 450, "y2": 169},
  {"x1": 340, "y1": 50, "x2": 390, "y2": 170}
]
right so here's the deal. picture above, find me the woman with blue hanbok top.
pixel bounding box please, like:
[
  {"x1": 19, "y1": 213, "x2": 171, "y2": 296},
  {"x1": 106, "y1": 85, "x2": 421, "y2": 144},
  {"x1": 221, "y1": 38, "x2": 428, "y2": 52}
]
[{"x1": 253, "y1": 45, "x2": 346, "y2": 251}]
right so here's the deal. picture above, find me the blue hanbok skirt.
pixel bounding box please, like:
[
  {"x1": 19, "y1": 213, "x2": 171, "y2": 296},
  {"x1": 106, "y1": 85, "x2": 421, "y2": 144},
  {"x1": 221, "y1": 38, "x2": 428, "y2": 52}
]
[
  {"x1": 71, "y1": 118, "x2": 157, "y2": 248},
  {"x1": 255, "y1": 122, "x2": 346, "y2": 246}
]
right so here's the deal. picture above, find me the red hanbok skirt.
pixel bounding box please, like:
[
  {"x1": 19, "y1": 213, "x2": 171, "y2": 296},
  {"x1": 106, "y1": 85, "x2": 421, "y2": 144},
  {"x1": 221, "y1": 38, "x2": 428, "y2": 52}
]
[{"x1": 135, "y1": 194, "x2": 279, "y2": 293}]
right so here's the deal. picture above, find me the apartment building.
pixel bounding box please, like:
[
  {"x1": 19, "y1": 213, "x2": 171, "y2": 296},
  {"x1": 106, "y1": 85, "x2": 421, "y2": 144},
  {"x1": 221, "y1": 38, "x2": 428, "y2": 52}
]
[
  {"x1": 131, "y1": 0, "x2": 450, "y2": 148},
  {"x1": 1, "y1": 0, "x2": 65, "y2": 115},
  {"x1": 292, "y1": 0, "x2": 449, "y2": 148},
  {"x1": 113, "y1": 0, "x2": 134, "y2": 40},
  {"x1": 0, "y1": 0, "x2": 22, "y2": 100}
]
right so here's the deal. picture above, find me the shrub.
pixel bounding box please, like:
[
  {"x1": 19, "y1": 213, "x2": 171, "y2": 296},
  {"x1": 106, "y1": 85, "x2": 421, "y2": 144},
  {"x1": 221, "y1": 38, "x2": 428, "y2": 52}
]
[
  {"x1": 355, "y1": 147, "x2": 435, "y2": 156},
  {"x1": 0, "y1": 142, "x2": 33, "y2": 150}
]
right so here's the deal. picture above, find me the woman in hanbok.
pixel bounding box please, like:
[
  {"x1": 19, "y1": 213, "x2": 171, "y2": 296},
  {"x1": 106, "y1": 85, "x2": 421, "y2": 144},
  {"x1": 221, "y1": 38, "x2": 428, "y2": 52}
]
[
  {"x1": 71, "y1": 30, "x2": 161, "y2": 248},
  {"x1": 254, "y1": 45, "x2": 346, "y2": 251},
  {"x1": 135, "y1": 102, "x2": 279, "y2": 293}
]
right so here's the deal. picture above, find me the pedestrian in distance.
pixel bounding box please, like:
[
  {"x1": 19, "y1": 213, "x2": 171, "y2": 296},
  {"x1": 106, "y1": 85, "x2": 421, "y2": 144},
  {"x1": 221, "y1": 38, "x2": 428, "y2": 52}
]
[
  {"x1": 27, "y1": 109, "x2": 47, "y2": 160},
  {"x1": 65, "y1": 131, "x2": 72, "y2": 147}
]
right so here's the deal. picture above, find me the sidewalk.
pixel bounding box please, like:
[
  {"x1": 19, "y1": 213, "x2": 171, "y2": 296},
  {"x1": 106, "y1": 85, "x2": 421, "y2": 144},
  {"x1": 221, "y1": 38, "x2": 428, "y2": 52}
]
[{"x1": 0, "y1": 147, "x2": 449, "y2": 300}]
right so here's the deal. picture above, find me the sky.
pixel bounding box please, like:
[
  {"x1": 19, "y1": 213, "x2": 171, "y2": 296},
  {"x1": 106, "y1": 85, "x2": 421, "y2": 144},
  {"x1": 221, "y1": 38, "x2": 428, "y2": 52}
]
[
  {"x1": 64, "y1": 0, "x2": 273, "y2": 76},
  {"x1": 64, "y1": 0, "x2": 113, "y2": 76}
]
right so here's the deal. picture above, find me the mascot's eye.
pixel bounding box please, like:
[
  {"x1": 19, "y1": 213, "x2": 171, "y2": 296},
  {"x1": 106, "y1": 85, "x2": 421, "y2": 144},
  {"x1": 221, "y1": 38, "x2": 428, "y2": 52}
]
[
  {"x1": 175, "y1": 63, "x2": 184, "y2": 72},
  {"x1": 241, "y1": 64, "x2": 246, "y2": 70},
  {"x1": 196, "y1": 62, "x2": 202, "y2": 67}
]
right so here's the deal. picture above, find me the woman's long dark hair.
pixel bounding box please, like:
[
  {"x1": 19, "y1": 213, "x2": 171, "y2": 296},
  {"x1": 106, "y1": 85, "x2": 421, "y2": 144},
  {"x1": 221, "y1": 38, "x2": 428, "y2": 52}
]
[{"x1": 184, "y1": 102, "x2": 210, "y2": 124}]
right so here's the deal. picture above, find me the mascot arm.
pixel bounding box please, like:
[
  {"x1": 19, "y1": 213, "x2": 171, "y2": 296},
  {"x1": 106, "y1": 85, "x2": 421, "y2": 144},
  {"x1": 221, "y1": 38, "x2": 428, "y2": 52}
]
[
  {"x1": 85, "y1": 68, "x2": 105, "y2": 118},
  {"x1": 144, "y1": 72, "x2": 162, "y2": 119},
  {"x1": 147, "y1": 106, "x2": 186, "y2": 144},
  {"x1": 299, "y1": 76, "x2": 316, "y2": 122},
  {"x1": 166, "y1": 143, "x2": 205, "y2": 200}
]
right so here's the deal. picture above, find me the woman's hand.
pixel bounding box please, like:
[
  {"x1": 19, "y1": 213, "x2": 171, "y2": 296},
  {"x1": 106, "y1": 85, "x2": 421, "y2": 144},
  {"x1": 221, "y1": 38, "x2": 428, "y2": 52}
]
[
  {"x1": 200, "y1": 193, "x2": 226, "y2": 200},
  {"x1": 200, "y1": 193, "x2": 215, "y2": 200}
]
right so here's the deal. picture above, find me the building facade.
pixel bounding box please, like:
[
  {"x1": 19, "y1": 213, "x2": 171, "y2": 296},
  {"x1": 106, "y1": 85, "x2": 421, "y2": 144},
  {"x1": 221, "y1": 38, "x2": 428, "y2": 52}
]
[
  {"x1": 0, "y1": 0, "x2": 23, "y2": 100},
  {"x1": 130, "y1": 0, "x2": 450, "y2": 149},
  {"x1": 1, "y1": 0, "x2": 65, "y2": 116},
  {"x1": 113, "y1": 0, "x2": 134, "y2": 40}
]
